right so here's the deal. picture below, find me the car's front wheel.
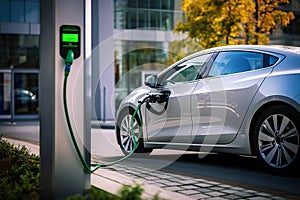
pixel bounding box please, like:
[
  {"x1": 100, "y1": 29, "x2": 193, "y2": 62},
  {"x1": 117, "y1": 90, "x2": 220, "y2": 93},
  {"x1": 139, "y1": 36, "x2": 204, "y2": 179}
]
[
  {"x1": 116, "y1": 107, "x2": 151, "y2": 155},
  {"x1": 253, "y1": 105, "x2": 300, "y2": 173}
]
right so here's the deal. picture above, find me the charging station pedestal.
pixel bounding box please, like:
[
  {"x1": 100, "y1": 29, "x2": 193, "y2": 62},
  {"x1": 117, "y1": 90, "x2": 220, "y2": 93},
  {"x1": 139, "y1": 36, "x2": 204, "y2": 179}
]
[{"x1": 40, "y1": 0, "x2": 91, "y2": 199}]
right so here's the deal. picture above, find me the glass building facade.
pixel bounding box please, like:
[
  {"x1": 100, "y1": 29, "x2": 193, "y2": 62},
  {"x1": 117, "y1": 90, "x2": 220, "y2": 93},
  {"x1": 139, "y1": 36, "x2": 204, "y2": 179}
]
[
  {"x1": 0, "y1": 0, "x2": 40, "y2": 120},
  {"x1": 0, "y1": 0, "x2": 299, "y2": 121},
  {"x1": 114, "y1": 0, "x2": 183, "y2": 30}
]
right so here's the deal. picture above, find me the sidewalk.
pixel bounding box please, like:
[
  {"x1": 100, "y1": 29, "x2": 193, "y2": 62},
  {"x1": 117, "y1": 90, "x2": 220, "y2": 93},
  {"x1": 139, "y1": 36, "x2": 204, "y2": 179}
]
[
  {"x1": 0, "y1": 121, "x2": 297, "y2": 199},
  {"x1": 3, "y1": 137, "x2": 191, "y2": 200}
]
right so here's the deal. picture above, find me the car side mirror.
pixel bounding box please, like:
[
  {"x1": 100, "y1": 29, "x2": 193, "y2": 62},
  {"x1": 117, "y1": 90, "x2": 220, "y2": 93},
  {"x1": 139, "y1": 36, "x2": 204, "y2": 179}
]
[{"x1": 145, "y1": 74, "x2": 158, "y2": 88}]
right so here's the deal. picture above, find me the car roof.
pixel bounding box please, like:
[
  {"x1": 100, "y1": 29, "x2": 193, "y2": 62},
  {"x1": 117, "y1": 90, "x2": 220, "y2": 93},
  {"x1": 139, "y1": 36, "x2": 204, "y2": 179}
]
[{"x1": 183, "y1": 45, "x2": 300, "y2": 61}]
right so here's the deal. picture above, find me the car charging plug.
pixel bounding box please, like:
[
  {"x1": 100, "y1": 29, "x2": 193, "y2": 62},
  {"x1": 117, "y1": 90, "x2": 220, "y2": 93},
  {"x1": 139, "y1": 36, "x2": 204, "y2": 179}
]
[
  {"x1": 64, "y1": 50, "x2": 74, "y2": 76},
  {"x1": 138, "y1": 94, "x2": 151, "y2": 104},
  {"x1": 148, "y1": 93, "x2": 165, "y2": 103},
  {"x1": 138, "y1": 93, "x2": 159, "y2": 103},
  {"x1": 155, "y1": 90, "x2": 171, "y2": 103},
  {"x1": 138, "y1": 91, "x2": 171, "y2": 104},
  {"x1": 149, "y1": 91, "x2": 171, "y2": 103}
]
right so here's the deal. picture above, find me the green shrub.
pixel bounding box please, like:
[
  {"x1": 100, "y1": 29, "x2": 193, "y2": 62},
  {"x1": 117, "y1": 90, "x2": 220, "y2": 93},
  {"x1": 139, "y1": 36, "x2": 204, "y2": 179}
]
[
  {"x1": 67, "y1": 184, "x2": 161, "y2": 200},
  {"x1": 118, "y1": 184, "x2": 143, "y2": 200},
  {"x1": 66, "y1": 186, "x2": 120, "y2": 200},
  {"x1": 0, "y1": 137, "x2": 40, "y2": 200}
]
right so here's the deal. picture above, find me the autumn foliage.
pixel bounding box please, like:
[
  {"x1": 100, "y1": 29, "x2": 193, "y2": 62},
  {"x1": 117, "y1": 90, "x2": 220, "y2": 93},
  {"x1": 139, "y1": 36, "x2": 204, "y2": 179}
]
[{"x1": 176, "y1": 0, "x2": 295, "y2": 48}]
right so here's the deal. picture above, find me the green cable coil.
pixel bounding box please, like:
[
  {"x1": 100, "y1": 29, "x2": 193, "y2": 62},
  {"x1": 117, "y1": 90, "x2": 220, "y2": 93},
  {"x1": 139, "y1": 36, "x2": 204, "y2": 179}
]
[{"x1": 63, "y1": 69, "x2": 143, "y2": 173}]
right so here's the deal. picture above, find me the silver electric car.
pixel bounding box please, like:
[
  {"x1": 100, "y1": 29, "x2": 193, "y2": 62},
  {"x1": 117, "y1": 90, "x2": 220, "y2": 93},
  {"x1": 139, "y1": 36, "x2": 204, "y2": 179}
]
[{"x1": 116, "y1": 45, "x2": 300, "y2": 172}]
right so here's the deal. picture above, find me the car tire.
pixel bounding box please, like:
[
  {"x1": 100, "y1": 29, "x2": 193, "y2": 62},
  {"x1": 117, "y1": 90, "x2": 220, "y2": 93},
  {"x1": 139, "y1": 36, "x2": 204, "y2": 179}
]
[
  {"x1": 253, "y1": 105, "x2": 300, "y2": 173},
  {"x1": 116, "y1": 107, "x2": 152, "y2": 155}
]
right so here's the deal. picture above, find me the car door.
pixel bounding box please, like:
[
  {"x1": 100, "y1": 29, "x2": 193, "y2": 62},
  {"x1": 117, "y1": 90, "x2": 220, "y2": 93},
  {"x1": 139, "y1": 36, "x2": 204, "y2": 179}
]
[
  {"x1": 191, "y1": 50, "x2": 277, "y2": 144},
  {"x1": 145, "y1": 53, "x2": 212, "y2": 143}
]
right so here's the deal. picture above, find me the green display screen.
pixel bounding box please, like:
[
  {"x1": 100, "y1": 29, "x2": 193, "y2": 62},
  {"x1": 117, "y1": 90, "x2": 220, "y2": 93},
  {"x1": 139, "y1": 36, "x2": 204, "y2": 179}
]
[
  {"x1": 62, "y1": 33, "x2": 79, "y2": 43},
  {"x1": 60, "y1": 25, "x2": 80, "y2": 59}
]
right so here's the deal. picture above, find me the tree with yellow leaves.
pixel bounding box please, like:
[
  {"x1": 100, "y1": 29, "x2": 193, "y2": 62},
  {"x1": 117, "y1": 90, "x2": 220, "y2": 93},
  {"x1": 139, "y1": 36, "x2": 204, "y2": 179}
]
[
  {"x1": 176, "y1": 0, "x2": 294, "y2": 48},
  {"x1": 167, "y1": 37, "x2": 203, "y2": 65},
  {"x1": 246, "y1": 0, "x2": 295, "y2": 44}
]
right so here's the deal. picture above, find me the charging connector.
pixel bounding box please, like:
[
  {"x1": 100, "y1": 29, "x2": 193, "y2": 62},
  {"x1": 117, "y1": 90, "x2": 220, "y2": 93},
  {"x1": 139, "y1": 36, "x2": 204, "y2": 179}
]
[
  {"x1": 140, "y1": 91, "x2": 171, "y2": 115},
  {"x1": 64, "y1": 50, "x2": 74, "y2": 77},
  {"x1": 138, "y1": 92, "x2": 170, "y2": 104}
]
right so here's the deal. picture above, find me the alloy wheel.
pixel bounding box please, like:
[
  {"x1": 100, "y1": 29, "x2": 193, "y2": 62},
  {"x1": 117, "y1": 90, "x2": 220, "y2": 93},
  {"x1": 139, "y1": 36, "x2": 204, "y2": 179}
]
[
  {"x1": 258, "y1": 114, "x2": 299, "y2": 168},
  {"x1": 120, "y1": 114, "x2": 140, "y2": 153}
]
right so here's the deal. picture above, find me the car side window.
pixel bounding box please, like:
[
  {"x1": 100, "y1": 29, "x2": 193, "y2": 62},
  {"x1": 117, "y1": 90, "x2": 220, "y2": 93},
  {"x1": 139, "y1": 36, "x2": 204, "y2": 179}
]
[
  {"x1": 164, "y1": 53, "x2": 211, "y2": 85},
  {"x1": 208, "y1": 51, "x2": 278, "y2": 77},
  {"x1": 169, "y1": 64, "x2": 200, "y2": 83}
]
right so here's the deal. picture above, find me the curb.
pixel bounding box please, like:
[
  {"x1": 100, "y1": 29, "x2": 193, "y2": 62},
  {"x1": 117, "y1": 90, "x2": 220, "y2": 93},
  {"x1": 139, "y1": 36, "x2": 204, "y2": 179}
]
[{"x1": 92, "y1": 168, "x2": 192, "y2": 200}]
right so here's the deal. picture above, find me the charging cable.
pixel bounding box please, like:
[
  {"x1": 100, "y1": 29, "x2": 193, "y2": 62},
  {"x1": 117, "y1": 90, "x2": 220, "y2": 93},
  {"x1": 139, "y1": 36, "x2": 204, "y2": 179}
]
[{"x1": 63, "y1": 50, "x2": 145, "y2": 173}]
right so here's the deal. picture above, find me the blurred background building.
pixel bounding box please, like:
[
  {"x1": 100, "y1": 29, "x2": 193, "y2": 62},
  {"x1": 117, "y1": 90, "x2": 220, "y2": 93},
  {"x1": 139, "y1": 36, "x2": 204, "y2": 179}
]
[
  {"x1": 113, "y1": 0, "x2": 184, "y2": 112},
  {"x1": 0, "y1": 0, "x2": 39, "y2": 120},
  {"x1": 0, "y1": 0, "x2": 299, "y2": 121}
]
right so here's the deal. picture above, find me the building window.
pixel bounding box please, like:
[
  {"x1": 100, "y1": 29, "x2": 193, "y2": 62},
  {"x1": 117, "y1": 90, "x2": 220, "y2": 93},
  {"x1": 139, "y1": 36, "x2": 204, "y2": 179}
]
[
  {"x1": 11, "y1": 0, "x2": 25, "y2": 23},
  {"x1": 114, "y1": 0, "x2": 182, "y2": 30},
  {"x1": 138, "y1": 0, "x2": 148, "y2": 9},
  {"x1": 25, "y1": 0, "x2": 40, "y2": 23},
  {"x1": 138, "y1": 10, "x2": 148, "y2": 28},
  {"x1": 0, "y1": 0, "x2": 40, "y2": 24},
  {"x1": 0, "y1": 0, "x2": 10, "y2": 22},
  {"x1": 127, "y1": 9, "x2": 137, "y2": 29},
  {"x1": 114, "y1": 41, "x2": 169, "y2": 109},
  {"x1": 127, "y1": 0, "x2": 137, "y2": 8},
  {"x1": 150, "y1": 0, "x2": 161, "y2": 9},
  {"x1": 0, "y1": 35, "x2": 39, "y2": 69},
  {"x1": 150, "y1": 10, "x2": 161, "y2": 28},
  {"x1": 162, "y1": 11, "x2": 173, "y2": 30},
  {"x1": 162, "y1": 0, "x2": 174, "y2": 10}
]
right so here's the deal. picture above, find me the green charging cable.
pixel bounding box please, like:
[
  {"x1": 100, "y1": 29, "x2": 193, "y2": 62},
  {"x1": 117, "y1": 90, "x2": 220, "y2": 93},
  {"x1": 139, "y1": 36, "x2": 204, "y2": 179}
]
[{"x1": 63, "y1": 50, "x2": 143, "y2": 173}]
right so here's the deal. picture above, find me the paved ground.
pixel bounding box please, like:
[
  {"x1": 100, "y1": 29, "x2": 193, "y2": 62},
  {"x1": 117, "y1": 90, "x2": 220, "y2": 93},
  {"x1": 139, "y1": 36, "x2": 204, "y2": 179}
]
[
  {"x1": 104, "y1": 163, "x2": 291, "y2": 200},
  {"x1": 1, "y1": 121, "x2": 298, "y2": 199}
]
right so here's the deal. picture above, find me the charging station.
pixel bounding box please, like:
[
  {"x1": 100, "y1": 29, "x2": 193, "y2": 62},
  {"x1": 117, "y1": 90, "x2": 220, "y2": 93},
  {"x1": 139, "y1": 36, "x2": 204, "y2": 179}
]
[
  {"x1": 39, "y1": 0, "x2": 170, "y2": 198},
  {"x1": 40, "y1": 0, "x2": 91, "y2": 199},
  {"x1": 60, "y1": 25, "x2": 81, "y2": 59}
]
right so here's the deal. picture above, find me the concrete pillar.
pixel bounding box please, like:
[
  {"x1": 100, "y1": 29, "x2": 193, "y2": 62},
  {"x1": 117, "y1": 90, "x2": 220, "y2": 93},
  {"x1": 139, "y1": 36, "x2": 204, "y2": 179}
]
[{"x1": 40, "y1": 0, "x2": 91, "y2": 199}]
